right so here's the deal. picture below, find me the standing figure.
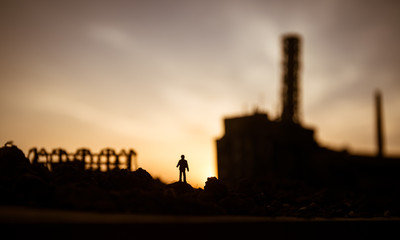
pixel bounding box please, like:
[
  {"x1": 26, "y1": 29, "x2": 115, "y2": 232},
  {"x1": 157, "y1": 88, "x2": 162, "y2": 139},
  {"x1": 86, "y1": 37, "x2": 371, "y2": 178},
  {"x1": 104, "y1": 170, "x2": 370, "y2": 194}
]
[{"x1": 176, "y1": 155, "x2": 189, "y2": 183}]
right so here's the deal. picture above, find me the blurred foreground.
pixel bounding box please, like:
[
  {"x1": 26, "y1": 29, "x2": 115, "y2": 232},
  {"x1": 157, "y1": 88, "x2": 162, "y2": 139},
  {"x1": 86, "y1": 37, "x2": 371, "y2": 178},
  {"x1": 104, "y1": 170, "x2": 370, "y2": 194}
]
[{"x1": 1, "y1": 206, "x2": 399, "y2": 240}]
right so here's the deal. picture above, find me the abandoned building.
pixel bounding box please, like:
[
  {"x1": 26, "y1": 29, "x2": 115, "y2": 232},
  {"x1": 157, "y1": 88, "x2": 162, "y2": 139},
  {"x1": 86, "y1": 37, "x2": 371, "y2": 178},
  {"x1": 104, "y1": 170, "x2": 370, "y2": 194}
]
[{"x1": 216, "y1": 35, "x2": 400, "y2": 186}]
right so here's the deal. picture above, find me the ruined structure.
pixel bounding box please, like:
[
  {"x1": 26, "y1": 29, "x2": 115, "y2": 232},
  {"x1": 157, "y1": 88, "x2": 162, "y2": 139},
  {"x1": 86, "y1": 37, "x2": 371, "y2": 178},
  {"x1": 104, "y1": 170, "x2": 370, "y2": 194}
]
[
  {"x1": 216, "y1": 34, "x2": 400, "y2": 186},
  {"x1": 27, "y1": 147, "x2": 138, "y2": 171}
]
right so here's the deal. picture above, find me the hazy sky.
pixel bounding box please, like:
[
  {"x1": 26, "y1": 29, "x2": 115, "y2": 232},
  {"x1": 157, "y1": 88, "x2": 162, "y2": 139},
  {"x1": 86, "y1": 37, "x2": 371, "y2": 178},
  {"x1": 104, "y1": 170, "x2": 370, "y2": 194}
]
[{"x1": 1, "y1": 0, "x2": 400, "y2": 186}]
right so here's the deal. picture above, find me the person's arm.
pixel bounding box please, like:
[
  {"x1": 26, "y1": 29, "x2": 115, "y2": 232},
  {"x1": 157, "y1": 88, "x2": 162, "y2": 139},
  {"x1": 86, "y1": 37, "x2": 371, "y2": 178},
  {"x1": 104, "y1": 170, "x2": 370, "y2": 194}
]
[
  {"x1": 176, "y1": 161, "x2": 180, "y2": 167},
  {"x1": 187, "y1": 162, "x2": 189, "y2": 172}
]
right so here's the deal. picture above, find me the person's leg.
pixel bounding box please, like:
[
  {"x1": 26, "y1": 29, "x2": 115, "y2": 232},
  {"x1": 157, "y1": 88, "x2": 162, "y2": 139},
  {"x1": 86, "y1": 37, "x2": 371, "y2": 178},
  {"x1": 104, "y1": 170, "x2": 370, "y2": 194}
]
[
  {"x1": 183, "y1": 171, "x2": 186, "y2": 183},
  {"x1": 179, "y1": 170, "x2": 182, "y2": 182}
]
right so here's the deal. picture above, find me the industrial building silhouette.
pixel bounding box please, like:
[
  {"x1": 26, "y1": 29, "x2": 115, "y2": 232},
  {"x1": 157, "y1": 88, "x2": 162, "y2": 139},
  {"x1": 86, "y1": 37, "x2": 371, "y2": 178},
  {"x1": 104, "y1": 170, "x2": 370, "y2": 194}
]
[{"x1": 216, "y1": 34, "x2": 400, "y2": 186}]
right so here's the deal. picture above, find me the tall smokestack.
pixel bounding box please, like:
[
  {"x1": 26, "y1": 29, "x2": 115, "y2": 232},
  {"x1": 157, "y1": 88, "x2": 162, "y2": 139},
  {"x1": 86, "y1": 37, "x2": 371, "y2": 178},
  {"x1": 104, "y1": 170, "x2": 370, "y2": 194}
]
[
  {"x1": 375, "y1": 90, "x2": 384, "y2": 158},
  {"x1": 281, "y1": 35, "x2": 301, "y2": 124}
]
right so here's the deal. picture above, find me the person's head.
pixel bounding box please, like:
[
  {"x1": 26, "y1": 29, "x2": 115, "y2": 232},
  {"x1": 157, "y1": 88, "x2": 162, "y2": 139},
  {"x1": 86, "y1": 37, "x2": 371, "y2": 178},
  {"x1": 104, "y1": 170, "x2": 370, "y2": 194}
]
[{"x1": 181, "y1": 154, "x2": 185, "y2": 159}]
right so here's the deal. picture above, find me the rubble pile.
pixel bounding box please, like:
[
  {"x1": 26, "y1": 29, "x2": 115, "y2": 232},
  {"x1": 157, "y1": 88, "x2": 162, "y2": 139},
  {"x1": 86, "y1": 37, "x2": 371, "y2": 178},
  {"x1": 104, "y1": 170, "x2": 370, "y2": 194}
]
[{"x1": 1, "y1": 144, "x2": 399, "y2": 217}]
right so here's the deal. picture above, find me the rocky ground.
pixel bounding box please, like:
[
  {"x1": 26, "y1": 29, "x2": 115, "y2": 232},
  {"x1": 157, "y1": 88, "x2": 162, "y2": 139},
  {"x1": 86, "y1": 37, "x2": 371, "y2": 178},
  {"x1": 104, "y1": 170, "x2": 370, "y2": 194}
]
[{"x1": 1, "y1": 144, "x2": 400, "y2": 218}]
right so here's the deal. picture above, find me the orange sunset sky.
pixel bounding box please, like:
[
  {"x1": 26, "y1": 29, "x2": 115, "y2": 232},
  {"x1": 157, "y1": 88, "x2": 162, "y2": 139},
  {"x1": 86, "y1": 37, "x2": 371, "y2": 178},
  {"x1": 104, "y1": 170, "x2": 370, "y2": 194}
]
[{"x1": 1, "y1": 0, "x2": 400, "y2": 187}]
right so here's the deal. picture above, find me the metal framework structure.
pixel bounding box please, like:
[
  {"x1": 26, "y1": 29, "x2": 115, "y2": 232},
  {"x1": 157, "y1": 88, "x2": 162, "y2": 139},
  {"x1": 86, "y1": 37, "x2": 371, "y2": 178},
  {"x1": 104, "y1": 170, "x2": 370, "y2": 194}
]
[
  {"x1": 27, "y1": 147, "x2": 138, "y2": 171},
  {"x1": 281, "y1": 35, "x2": 301, "y2": 124}
]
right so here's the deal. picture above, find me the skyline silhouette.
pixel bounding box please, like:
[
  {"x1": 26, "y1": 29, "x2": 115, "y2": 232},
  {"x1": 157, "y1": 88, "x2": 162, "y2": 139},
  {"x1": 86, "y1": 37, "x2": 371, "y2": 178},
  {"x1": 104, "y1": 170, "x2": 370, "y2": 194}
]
[{"x1": 1, "y1": 140, "x2": 400, "y2": 223}]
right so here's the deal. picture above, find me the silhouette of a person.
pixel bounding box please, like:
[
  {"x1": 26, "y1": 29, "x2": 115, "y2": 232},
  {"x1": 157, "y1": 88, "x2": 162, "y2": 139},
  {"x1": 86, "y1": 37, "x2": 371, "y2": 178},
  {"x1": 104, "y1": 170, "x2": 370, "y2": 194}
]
[{"x1": 176, "y1": 155, "x2": 189, "y2": 183}]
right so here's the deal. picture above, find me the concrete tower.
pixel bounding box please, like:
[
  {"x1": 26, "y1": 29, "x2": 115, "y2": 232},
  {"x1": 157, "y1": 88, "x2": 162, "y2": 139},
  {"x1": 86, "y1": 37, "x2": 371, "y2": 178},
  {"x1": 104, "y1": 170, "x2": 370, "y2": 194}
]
[
  {"x1": 281, "y1": 35, "x2": 301, "y2": 124},
  {"x1": 375, "y1": 90, "x2": 384, "y2": 158}
]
